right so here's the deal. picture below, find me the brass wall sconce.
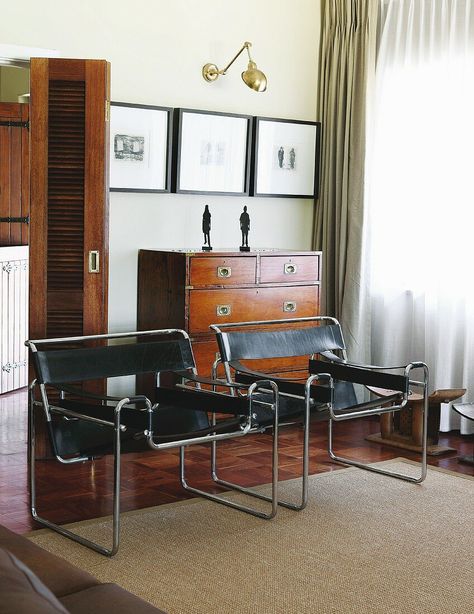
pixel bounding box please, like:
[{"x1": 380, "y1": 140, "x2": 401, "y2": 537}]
[{"x1": 202, "y1": 41, "x2": 267, "y2": 92}]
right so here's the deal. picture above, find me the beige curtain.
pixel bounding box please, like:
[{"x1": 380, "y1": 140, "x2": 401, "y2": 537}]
[{"x1": 313, "y1": 0, "x2": 377, "y2": 361}]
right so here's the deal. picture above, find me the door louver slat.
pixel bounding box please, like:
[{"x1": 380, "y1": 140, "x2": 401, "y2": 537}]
[{"x1": 47, "y1": 80, "x2": 85, "y2": 337}]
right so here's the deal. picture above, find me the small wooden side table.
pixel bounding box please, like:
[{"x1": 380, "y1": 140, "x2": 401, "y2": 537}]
[
  {"x1": 366, "y1": 388, "x2": 465, "y2": 456},
  {"x1": 452, "y1": 403, "x2": 474, "y2": 465}
]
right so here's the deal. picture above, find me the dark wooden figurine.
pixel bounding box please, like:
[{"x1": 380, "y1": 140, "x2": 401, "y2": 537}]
[
  {"x1": 239, "y1": 205, "x2": 250, "y2": 252},
  {"x1": 202, "y1": 205, "x2": 212, "y2": 251}
]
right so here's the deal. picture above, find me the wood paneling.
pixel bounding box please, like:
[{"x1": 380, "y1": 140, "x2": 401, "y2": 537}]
[
  {"x1": 0, "y1": 103, "x2": 29, "y2": 247},
  {"x1": 29, "y1": 57, "x2": 110, "y2": 342},
  {"x1": 260, "y1": 254, "x2": 320, "y2": 284},
  {"x1": 83, "y1": 61, "x2": 110, "y2": 336},
  {"x1": 189, "y1": 286, "x2": 320, "y2": 333},
  {"x1": 28, "y1": 58, "x2": 110, "y2": 456},
  {"x1": 190, "y1": 256, "x2": 257, "y2": 286},
  {"x1": 47, "y1": 79, "x2": 85, "y2": 337}
]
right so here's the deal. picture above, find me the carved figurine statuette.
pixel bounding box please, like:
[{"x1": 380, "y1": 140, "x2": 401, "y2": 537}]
[
  {"x1": 202, "y1": 204, "x2": 212, "y2": 251},
  {"x1": 239, "y1": 205, "x2": 250, "y2": 252}
]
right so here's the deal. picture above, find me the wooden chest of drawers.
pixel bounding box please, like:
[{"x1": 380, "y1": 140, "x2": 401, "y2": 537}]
[{"x1": 137, "y1": 249, "x2": 321, "y2": 377}]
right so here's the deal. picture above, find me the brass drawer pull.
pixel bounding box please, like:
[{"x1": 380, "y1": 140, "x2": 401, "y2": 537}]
[
  {"x1": 283, "y1": 301, "x2": 297, "y2": 313},
  {"x1": 88, "y1": 250, "x2": 100, "y2": 274},
  {"x1": 284, "y1": 262, "x2": 298, "y2": 275},
  {"x1": 216, "y1": 304, "x2": 232, "y2": 316},
  {"x1": 217, "y1": 266, "x2": 232, "y2": 278}
]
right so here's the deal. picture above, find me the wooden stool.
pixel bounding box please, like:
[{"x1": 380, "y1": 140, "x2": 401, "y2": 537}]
[{"x1": 366, "y1": 388, "x2": 465, "y2": 456}]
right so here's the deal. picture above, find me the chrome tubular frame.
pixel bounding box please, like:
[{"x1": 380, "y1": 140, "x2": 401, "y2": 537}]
[
  {"x1": 208, "y1": 316, "x2": 340, "y2": 512},
  {"x1": 327, "y1": 362, "x2": 430, "y2": 483},
  {"x1": 26, "y1": 328, "x2": 191, "y2": 557},
  {"x1": 209, "y1": 316, "x2": 430, "y2": 500},
  {"x1": 179, "y1": 380, "x2": 280, "y2": 519},
  {"x1": 29, "y1": 379, "x2": 131, "y2": 557},
  {"x1": 209, "y1": 376, "x2": 329, "y2": 513}
]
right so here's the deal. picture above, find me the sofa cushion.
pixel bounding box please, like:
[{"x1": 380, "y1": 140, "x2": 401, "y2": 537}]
[
  {"x1": 0, "y1": 525, "x2": 99, "y2": 598},
  {"x1": 59, "y1": 583, "x2": 166, "y2": 614},
  {"x1": 0, "y1": 548, "x2": 69, "y2": 613}
]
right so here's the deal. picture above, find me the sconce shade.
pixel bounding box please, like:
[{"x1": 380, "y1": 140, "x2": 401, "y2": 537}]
[{"x1": 242, "y1": 61, "x2": 267, "y2": 92}]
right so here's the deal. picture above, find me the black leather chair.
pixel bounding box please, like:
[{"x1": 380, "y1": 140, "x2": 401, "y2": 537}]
[
  {"x1": 26, "y1": 329, "x2": 279, "y2": 557},
  {"x1": 210, "y1": 316, "x2": 429, "y2": 512}
]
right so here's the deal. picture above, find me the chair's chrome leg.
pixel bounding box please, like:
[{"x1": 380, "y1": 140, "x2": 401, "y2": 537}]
[
  {"x1": 180, "y1": 446, "x2": 277, "y2": 519},
  {"x1": 180, "y1": 422, "x2": 279, "y2": 519},
  {"x1": 29, "y1": 391, "x2": 121, "y2": 557},
  {"x1": 327, "y1": 362, "x2": 429, "y2": 484},
  {"x1": 327, "y1": 413, "x2": 428, "y2": 484},
  {"x1": 210, "y1": 409, "x2": 308, "y2": 512}
]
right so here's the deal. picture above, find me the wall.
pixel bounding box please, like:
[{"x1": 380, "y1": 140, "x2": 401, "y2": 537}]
[
  {"x1": 0, "y1": 0, "x2": 321, "y2": 333},
  {"x1": 0, "y1": 66, "x2": 29, "y2": 102}
]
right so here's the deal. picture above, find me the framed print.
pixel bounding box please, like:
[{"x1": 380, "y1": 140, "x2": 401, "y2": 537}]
[
  {"x1": 110, "y1": 102, "x2": 172, "y2": 192},
  {"x1": 174, "y1": 108, "x2": 252, "y2": 196},
  {"x1": 251, "y1": 117, "x2": 321, "y2": 198}
]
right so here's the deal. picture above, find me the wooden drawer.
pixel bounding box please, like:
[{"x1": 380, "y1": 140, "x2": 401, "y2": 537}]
[
  {"x1": 260, "y1": 255, "x2": 320, "y2": 284},
  {"x1": 190, "y1": 256, "x2": 256, "y2": 286},
  {"x1": 193, "y1": 339, "x2": 311, "y2": 379},
  {"x1": 189, "y1": 285, "x2": 319, "y2": 334}
]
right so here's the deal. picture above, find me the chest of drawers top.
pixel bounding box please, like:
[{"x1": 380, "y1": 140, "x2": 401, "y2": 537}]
[{"x1": 139, "y1": 248, "x2": 321, "y2": 289}]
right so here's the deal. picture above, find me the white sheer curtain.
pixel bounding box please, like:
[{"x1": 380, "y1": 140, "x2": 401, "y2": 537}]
[{"x1": 365, "y1": 0, "x2": 474, "y2": 433}]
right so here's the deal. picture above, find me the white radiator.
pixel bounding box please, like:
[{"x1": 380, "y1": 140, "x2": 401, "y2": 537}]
[{"x1": 0, "y1": 246, "x2": 28, "y2": 394}]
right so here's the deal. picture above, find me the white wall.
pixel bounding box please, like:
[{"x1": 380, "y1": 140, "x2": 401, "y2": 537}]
[{"x1": 0, "y1": 0, "x2": 321, "y2": 332}]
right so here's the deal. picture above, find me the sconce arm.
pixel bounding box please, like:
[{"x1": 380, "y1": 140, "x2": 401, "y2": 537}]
[{"x1": 221, "y1": 42, "x2": 252, "y2": 75}]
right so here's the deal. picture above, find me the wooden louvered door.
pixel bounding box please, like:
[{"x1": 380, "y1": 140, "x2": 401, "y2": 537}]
[
  {"x1": 29, "y1": 59, "x2": 110, "y2": 456},
  {"x1": 29, "y1": 58, "x2": 110, "y2": 342}
]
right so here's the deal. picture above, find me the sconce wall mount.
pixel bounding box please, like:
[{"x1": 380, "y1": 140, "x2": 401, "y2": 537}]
[{"x1": 202, "y1": 41, "x2": 267, "y2": 92}]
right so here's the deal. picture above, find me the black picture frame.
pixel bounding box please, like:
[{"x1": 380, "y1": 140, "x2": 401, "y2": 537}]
[
  {"x1": 251, "y1": 117, "x2": 321, "y2": 198},
  {"x1": 109, "y1": 102, "x2": 172, "y2": 193},
  {"x1": 172, "y1": 108, "x2": 252, "y2": 196}
]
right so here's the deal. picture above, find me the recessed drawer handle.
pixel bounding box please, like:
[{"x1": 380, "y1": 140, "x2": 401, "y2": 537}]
[
  {"x1": 284, "y1": 263, "x2": 298, "y2": 275},
  {"x1": 217, "y1": 304, "x2": 232, "y2": 317},
  {"x1": 283, "y1": 301, "x2": 297, "y2": 313},
  {"x1": 217, "y1": 266, "x2": 232, "y2": 278},
  {"x1": 88, "y1": 250, "x2": 100, "y2": 274}
]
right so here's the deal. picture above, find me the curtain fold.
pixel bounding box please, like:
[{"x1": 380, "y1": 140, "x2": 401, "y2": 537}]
[{"x1": 313, "y1": 0, "x2": 378, "y2": 362}]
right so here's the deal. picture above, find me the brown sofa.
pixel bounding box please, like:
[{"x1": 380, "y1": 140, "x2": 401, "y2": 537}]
[{"x1": 0, "y1": 524, "x2": 164, "y2": 613}]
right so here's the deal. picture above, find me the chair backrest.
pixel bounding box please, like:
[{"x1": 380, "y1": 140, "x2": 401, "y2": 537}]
[
  {"x1": 213, "y1": 319, "x2": 346, "y2": 363},
  {"x1": 27, "y1": 333, "x2": 195, "y2": 385}
]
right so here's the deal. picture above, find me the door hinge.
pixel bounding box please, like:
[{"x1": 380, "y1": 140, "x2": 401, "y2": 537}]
[
  {"x1": 0, "y1": 120, "x2": 29, "y2": 129},
  {"x1": 0, "y1": 216, "x2": 30, "y2": 224}
]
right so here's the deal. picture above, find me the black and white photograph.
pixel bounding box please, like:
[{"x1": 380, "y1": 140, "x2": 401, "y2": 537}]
[
  {"x1": 252, "y1": 117, "x2": 321, "y2": 197},
  {"x1": 200, "y1": 141, "x2": 226, "y2": 166},
  {"x1": 274, "y1": 145, "x2": 297, "y2": 170},
  {"x1": 174, "y1": 108, "x2": 252, "y2": 195},
  {"x1": 110, "y1": 102, "x2": 172, "y2": 192},
  {"x1": 114, "y1": 134, "x2": 145, "y2": 162}
]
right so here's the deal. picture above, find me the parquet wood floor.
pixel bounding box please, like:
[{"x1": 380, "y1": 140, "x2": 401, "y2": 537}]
[{"x1": 1, "y1": 388, "x2": 472, "y2": 534}]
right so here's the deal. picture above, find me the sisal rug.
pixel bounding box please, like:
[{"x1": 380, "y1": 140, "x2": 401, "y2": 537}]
[{"x1": 28, "y1": 461, "x2": 474, "y2": 614}]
